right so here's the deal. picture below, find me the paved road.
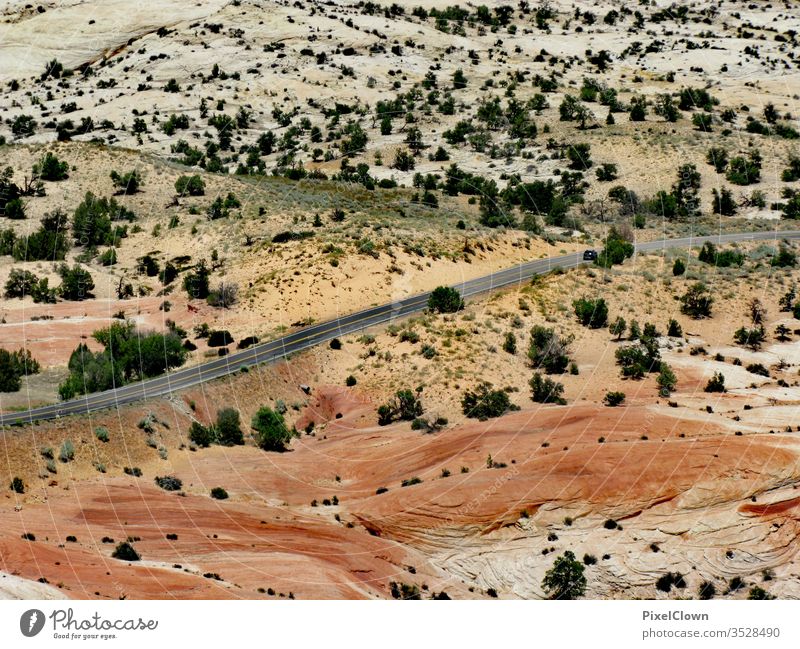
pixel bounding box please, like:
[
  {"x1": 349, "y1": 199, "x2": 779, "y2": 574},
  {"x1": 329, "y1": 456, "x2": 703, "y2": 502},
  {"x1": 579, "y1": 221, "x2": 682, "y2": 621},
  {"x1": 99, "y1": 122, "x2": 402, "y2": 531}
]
[{"x1": 2, "y1": 229, "x2": 798, "y2": 426}]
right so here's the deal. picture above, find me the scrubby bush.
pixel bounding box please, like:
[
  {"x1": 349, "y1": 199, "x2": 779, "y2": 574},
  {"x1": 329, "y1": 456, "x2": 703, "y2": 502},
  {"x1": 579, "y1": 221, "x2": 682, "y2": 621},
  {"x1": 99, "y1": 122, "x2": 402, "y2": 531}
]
[
  {"x1": 680, "y1": 283, "x2": 713, "y2": 318},
  {"x1": 12, "y1": 210, "x2": 70, "y2": 261},
  {"x1": 72, "y1": 192, "x2": 134, "y2": 247},
  {"x1": 57, "y1": 264, "x2": 94, "y2": 300},
  {"x1": 734, "y1": 326, "x2": 766, "y2": 351},
  {"x1": 726, "y1": 152, "x2": 761, "y2": 185},
  {"x1": 597, "y1": 227, "x2": 634, "y2": 268},
  {"x1": 573, "y1": 297, "x2": 608, "y2": 328},
  {"x1": 656, "y1": 572, "x2": 687, "y2": 593},
  {"x1": 748, "y1": 586, "x2": 775, "y2": 600},
  {"x1": 461, "y1": 382, "x2": 519, "y2": 420},
  {"x1": 378, "y1": 389, "x2": 424, "y2": 425},
  {"x1": 189, "y1": 421, "x2": 214, "y2": 448},
  {"x1": 109, "y1": 169, "x2": 143, "y2": 194},
  {"x1": 11, "y1": 114, "x2": 37, "y2": 138},
  {"x1": 207, "y1": 330, "x2": 234, "y2": 347},
  {"x1": 59, "y1": 440, "x2": 75, "y2": 463},
  {"x1": 541, "y1": 551, "x2": 586, "y2": 600},
  {"x1": 252, "y1": 406, "x2": 296, "y2": 451},
  {"x1": 772, "y1": 246, "x2": 797, "y2": 268},
  {"x1": 603, "y1": 391, "x2": 625, "y2": 407},
  {"x1": 595, "y1": 163, "x2": 618, "y2": 182},
  {"x1": 206, "y1": 282, "x2": 238, "y2": 308},
  {"x1": 154, "y1": 475, "x2": 183, "y2": 491},
  {"x1": 427, "y1": 286, "x2": 464, "y2": 313},
  {"x1": 608, "y1": 316, "x2": 626, "y2": 340},
  {"x1": 183, "y1": 260, "x2": 211, "y2": 300},
  {"x1": 9, "y1": 477, "x2": 24, "y2": 494},
  {"x1": 0, "y1": 347, "x2": 41, "y2": 392},
  {"x1": 704, "y1": 372, "x2": 726, "y2": 393},
  {"x1": 210, "y1": 487, "x2": 229, "y2": 500},
  {"x1": 175, "y1": 175, "x2": 206, "y2": 196},
  {"x1": 528, "y1": 326, "x2": 573, "y2": 374},
  {"x1": 698, "y1": 581, "x2": 716, "y2": 600},
  {"x1": 33, "y1": 152, "x2": 69, "y2": 181},
  {"x1": 615, "y1": 340, "x2": 661, "y2": 379},
  {"x1": 215, "y1": 408, "x2": 244, "y2": 446},
  {"x1": 657, "y1": 363, "x2": 677, "y2": 394},
  {"x1": 58, "y1": 321, "x2": 186, "y2": 399},
  {"x1": 529, "y1": 373, "x2": 566, "y2": 404},
  {"x1": 112, "y1": 541, "x2": 140, "y2": 561}
]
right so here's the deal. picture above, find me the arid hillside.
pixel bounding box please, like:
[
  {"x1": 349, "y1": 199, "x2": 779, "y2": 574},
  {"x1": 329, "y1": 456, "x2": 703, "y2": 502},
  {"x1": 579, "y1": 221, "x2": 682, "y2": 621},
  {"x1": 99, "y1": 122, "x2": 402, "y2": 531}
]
[
  {"x1": 3, "y1": 242, "x2": 800, "y2": 599},
  {"x1": 1, "y1": 0, "x2": 800, "y2": 407},
  {"x1": 2, "y1": 0, "x2": 800, "y2": 601}
]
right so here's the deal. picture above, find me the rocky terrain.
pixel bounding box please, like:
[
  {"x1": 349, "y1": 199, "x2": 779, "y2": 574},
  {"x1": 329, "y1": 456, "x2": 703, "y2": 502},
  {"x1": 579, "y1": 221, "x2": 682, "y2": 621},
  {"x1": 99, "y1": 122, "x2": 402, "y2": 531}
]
[
  {"x1": 3, "y1": 248, "x2": 800, "y2": 599},
  {"x1": 1, "y1": 0, "x2": 800, "y2": 599}
]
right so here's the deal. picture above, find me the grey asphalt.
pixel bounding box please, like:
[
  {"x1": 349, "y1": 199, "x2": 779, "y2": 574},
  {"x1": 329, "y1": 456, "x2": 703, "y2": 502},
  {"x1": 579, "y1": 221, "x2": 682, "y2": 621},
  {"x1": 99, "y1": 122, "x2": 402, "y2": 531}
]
[{"x1": 2, "y1": 229, "x2": 798, "y2": 427}]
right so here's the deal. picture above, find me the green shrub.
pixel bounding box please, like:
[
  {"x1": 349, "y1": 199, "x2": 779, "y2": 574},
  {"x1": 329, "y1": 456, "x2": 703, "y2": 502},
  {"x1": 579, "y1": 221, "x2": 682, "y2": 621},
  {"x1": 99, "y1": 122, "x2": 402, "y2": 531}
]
[
  {"x1": 9, "y1": 477, "x2": 24, "y2": 494},
  {"x1": 175, "y1": 175, "x2": 206, "y2": 196},
  {"x1": 216, "y1": 408, "x2": 244, "y2": 446},
  {"x1": 12, "y1": 210, "x2": 69, "y2": 261},
  {"x1": 615, "y1": 342, "x2": 660, "y2": 379},
  {"x1": 154, "y1": 475, "x2": 183, "y2": 491},
  {"x1": 734, "y1": 326, "x2": 766, "y2": 351},
  {"x1": 252, "y1": 406, "x2": 296, "y2": 451},
  {"x1": 680, "y1": 283, "x2": 713, "y2": 318},
  {"x1": 59, "y1": 440, "x2": 75, "y2": 463},
  {"x1": 95, "y1": 426, "x2": 110, "y2": 443},
  {"x1": 57, "y1": 264, "x2": 94, "y2": 300},
  {"x1": 207, "y1": 330, "x2": 233, "y2": 347},
  {"x1": 748, "y1": 586, "x2": 775, "y2": 600},
  {"x1": 528, "y1": 325, "x2": 573, "y2": 373},
  {"x1": 461, "y1": 382, "x2": 519, "y2": 420},
  {"x1": 573, "y1": 297, "x2": 608, "y2": 328},
  {"x1": 657, "y1": 363, "x2": 677, "y2": 394},
  {"x1": 58, "y1": 321, "x2": 186, "y2": 399},
  {"x1": 656, "y1": 572, "x2": 686, "y2": 592},
  {"x1": 189, "y1": 421, "x2": 214, "y2": 448},
  {"x1": 541, "y1": 551, "x2": 586, "y2": 600},
  {"x1": 210, "y1": 487, "x2": 229, "y2": 500},
  {"x1": 603, "y1": 391, "x2": 625, "y2": 407},
  {"x1": 597, "y1": 227, "x2": 634, "y2": 268},
  {"x1": 378, "y1": 389, "x2": 424, "y2": 425},
  {"x1": 726, "y1": 153, "x2": 761, "y2": 185},
  {"x1": 704, "y1": 372, "x2": 726, "y2": 393},
  {"x1": 771, "y1": 246, "x2": 797, "y2": 268},
  {"x1": 0, "y1": 347, "x2": 41, "y2": 392},
  {"x1": 529, "y1": 373, "x2": 566, "y2": 404},
  {"x1": 112, "y1": 541, "x2": 140, "y2": 561},
  {"x1": 33, "y1": 152, "x2": 69, "y2": 181},
  {"x1": 109, "y1": 169, "x2": 143, "y2": 194},
  {"x1": 427, "y1": 286, "x2": 464, "y2": 313}
]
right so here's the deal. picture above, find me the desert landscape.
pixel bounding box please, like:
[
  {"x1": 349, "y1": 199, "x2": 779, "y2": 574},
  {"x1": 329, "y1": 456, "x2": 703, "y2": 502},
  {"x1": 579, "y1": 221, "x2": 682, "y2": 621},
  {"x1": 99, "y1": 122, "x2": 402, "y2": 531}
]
[{"x1": 1, "y1": 0, "x2": 800, "y2": 601}]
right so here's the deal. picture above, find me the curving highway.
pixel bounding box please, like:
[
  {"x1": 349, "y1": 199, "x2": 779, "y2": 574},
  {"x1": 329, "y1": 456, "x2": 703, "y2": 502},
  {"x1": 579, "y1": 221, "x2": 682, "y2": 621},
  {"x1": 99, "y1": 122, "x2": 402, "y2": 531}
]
[{"x1": 2, "y1": 229, "x2": 798, "y2": 427}]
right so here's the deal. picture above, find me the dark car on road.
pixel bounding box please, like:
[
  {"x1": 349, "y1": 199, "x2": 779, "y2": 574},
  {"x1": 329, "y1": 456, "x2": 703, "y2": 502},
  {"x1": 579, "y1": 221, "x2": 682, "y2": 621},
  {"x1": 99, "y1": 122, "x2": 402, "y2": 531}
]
[{"x1": 582, "y1": 249, "x2": 598, "y2": 261}]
